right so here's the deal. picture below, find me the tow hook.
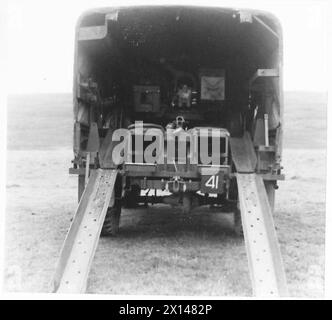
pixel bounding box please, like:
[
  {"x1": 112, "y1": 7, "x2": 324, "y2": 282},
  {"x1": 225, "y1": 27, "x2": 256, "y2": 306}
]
[{"x1": 166, "y1": 176, "x2": 186, "y2": 193}]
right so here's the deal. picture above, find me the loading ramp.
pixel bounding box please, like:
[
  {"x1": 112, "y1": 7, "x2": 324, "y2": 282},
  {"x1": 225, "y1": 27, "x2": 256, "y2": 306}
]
[
  {"x1": 231, "y1": 132, "x2": 288, "y2": 297},
  {"x1": 237, "y1": 173, "x2": 288, "y2": 297},
  {"x1": 53, "y1": 169, "x2": 118, "y2": 293}
]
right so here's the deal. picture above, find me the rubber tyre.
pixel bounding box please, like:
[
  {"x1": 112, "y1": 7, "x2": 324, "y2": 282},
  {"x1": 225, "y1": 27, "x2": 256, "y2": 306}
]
[
  {"x1": 101, "y1": 199, "x2": 122, "y2": 236},
  {"x1": 234, "y1": 206, "x2": 243, "y2": 237}
]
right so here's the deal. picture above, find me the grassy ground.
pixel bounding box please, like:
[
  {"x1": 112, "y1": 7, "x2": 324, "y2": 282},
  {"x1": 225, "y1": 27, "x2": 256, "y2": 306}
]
[{"x1": 4, "y1": 92, "x2": 326, "y2": 297}]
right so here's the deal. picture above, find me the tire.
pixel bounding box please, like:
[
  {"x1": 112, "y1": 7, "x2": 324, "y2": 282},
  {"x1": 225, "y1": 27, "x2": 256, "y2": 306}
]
[
  {"x1": 101, "y1": 175, "x2": 123, "y2": 236},
  {"x1": 234, "y1": 205, "x2": 243, "y2": 237},
  {"x1": 228, "y1": 176, "x2": 238, "y2": 201},
  {"x1": 101, "y1": 199, "x2": 122, "y2": 236}
]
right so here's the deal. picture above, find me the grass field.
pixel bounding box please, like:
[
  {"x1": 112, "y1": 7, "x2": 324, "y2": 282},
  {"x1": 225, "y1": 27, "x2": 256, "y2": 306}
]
[{"x1": 4, "y1": 92, "x2": 327, "y2": 297}]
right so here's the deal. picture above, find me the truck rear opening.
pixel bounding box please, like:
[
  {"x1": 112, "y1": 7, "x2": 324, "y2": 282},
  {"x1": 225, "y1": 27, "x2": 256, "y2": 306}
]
[
  {"x1": 73, "y1": 6, "x2": 282, "y2": 162},
  {"x1": 69, "y1": 4, "x2": 285, "y2": 232},
  {"x1": 54, "y1": 5, "x2": 288, "y2": 297}
]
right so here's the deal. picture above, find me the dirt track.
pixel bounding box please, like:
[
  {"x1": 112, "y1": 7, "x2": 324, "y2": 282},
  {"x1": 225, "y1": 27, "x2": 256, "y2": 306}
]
[{"x1": 4, "y1": 92, "x2": 326, "y2": 296}]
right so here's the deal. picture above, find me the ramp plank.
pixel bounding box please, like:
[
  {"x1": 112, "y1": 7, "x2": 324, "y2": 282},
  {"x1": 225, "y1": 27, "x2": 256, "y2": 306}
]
[
  {"x1": 230, "y1": 132, "x2": 257, "y2": 173},
  {"x1": 237, "y1": 173, "x2": 288, "y2": 297},
  {"x1": 53, "y1": 169, "x2": 117, "y2": 293}
]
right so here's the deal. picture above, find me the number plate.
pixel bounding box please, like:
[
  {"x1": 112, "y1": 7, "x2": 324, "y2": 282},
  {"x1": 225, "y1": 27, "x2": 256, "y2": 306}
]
[{"x1": 201, "y1": 172, "x2": 224, "y2": 193}]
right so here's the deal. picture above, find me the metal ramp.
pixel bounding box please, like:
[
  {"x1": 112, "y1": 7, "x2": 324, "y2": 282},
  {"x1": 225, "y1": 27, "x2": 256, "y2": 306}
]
[
  {"x1": 231, "y1": 132, "x2": 288, "y2": 297},
  {"x1": 230, "y1": 131, "x2": 257, "y2": 173},
  {"x1": 237, "y1": 173, "x2": 288, "y2": 297},
  {"x1": 52, "y1": 169, "x2": 118, "y2": 293}
]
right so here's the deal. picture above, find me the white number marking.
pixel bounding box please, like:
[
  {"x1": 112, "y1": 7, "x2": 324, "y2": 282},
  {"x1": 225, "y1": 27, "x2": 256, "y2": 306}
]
[{"x1": 205, "y1": 175, "x2": 219, "y2": 189}]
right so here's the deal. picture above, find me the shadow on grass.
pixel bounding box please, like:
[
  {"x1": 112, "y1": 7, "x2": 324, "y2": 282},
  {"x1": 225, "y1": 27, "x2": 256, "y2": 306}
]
[{"x1": 110, "y1": 204, "x2": 240, "y2": 241}]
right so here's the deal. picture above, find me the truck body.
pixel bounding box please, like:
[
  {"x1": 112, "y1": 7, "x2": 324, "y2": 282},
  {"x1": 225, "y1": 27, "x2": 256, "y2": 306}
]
[{"x1": 69, "y1": 5, "x2": 284, "y2": 235}]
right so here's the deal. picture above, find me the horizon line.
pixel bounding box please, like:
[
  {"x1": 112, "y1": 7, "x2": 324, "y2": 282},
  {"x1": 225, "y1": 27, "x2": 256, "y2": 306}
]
[{"x1": 7, "y1": 90, "x2": 329, "y2": 96}]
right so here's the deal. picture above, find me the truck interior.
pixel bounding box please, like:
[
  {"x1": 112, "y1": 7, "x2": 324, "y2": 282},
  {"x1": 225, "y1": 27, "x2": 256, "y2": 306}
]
[{"x1": 74, "y1": 6, "x2": 282, "y2": 161}]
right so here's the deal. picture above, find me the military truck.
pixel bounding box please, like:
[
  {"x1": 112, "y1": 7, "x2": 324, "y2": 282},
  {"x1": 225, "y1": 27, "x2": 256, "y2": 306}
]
[{"x1": 54, "y1": 5, "x2": 287, "y2": 296}]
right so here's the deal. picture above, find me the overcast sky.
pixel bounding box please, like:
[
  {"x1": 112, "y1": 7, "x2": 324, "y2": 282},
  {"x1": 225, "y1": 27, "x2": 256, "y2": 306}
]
[{"x1": 6, "y1": 0, "x2": 328, "y2": 93}]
